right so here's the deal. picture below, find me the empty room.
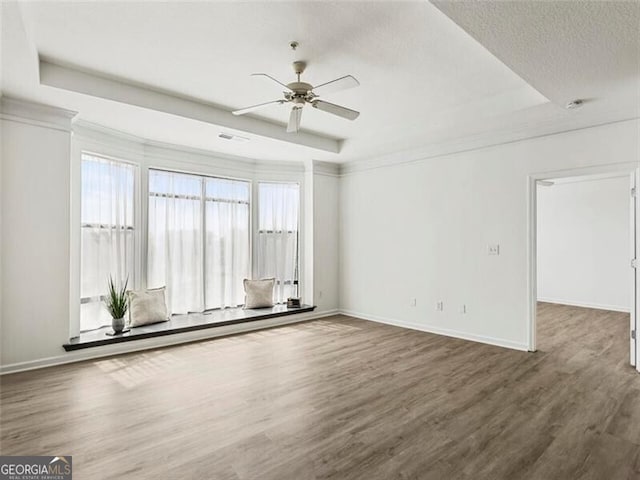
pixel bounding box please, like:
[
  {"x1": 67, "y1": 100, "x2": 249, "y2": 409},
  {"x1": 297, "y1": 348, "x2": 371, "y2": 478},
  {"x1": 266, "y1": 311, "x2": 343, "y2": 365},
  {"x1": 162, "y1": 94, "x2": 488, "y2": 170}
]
[
  {"x1": 1, "y1": 1, "x2": 639, "y2": 479},
  {"x1": 536, "y1": 174, "x2": 634, "y2": 366}
]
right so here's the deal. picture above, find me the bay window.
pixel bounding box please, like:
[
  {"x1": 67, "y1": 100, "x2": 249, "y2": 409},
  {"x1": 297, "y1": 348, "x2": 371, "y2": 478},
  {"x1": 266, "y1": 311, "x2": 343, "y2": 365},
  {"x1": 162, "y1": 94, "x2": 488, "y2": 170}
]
[{"x1": 79, "y1": 156, "x2": 301, "y2": 327}]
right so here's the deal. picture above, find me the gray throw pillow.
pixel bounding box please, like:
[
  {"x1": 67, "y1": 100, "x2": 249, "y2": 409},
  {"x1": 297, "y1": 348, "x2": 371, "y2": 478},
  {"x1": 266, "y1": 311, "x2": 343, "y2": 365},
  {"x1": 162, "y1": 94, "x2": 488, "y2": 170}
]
[
  {"x1": 128, "y1": 287, "x2": 169, "y2": 327},
  {"x1": 243, "y1": 278, "x2": 275, "y2": 309}
]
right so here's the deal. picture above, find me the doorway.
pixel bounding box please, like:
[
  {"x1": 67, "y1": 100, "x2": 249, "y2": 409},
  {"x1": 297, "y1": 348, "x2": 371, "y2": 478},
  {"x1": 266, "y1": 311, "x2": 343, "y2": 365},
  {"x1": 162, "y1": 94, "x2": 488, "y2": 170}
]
[{"x1": 528, "y1": 165, "x2": 640, "y2": 371}]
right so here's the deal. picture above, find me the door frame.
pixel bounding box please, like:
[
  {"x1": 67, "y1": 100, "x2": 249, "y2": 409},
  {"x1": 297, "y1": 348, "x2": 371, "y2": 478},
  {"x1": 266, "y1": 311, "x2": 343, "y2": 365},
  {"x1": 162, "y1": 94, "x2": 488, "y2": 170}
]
[{"x1": 526, "y1": 163, "x2": 640, "y2": 371}]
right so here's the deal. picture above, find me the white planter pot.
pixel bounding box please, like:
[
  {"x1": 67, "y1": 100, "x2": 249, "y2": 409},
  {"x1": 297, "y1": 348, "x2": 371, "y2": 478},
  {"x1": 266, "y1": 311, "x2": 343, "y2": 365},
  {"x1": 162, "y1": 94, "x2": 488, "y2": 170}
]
[{"x1": 112, "y1": 316, "x2": 125, "y2": 334}]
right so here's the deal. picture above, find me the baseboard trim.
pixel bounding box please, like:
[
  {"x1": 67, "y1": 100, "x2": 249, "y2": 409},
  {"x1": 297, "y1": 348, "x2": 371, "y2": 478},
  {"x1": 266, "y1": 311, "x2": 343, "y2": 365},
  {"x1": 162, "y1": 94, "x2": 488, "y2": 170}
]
[
  {"x1": 0, "y1": 309, "x2": 339, "y2": 375},
  {"x1": 0, "y1": 308, "x2": 529, "y2": 374},
  {"x1": 340, "y1": 309, "x2": 529, "y2": 352},
  {"x1": 537, "y1": 298, "x2": 630, "y2": 313}
]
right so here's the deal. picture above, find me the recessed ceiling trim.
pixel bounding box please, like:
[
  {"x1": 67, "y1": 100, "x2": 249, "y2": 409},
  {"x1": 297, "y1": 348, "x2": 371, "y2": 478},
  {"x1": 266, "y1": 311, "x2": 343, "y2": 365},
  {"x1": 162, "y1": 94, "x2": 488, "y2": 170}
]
[{"x1": 38, "y1": 58, "x2": 340, "y2": 154}]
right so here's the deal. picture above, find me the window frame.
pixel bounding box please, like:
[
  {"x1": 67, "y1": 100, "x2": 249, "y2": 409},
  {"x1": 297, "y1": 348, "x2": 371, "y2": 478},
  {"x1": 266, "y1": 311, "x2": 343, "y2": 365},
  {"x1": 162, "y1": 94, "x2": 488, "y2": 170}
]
[
  {"x1": 78, "y1": 151, "x2": 141, "y2": 331},
  {"x1": 256, "y1": 180, "x2": 302, "y2": 300},
  {"x1": 147, "y1": 167, "x2": 253, "y2": 313}
]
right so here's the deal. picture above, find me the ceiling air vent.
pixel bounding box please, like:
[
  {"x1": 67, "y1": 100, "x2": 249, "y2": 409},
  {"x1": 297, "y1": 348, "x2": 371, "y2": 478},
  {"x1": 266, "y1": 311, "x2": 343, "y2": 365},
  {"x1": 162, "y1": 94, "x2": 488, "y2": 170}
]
[
  {"x1": 218, "y1": 133, "x2": 250, "y2": 143},
  {"x1": 565, "y1": 99, "x2": 584, "y2": 110}
]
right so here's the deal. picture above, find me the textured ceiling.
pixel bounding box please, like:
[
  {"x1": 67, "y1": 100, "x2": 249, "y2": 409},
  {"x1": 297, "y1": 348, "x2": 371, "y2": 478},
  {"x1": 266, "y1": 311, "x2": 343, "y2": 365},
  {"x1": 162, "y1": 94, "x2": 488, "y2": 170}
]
[
  {"x1": 431, "y1": 0, "x2": 640, "y2": 112},
  {"x1": 1, "y1": 1, "x2": 638, "y2": 164}
]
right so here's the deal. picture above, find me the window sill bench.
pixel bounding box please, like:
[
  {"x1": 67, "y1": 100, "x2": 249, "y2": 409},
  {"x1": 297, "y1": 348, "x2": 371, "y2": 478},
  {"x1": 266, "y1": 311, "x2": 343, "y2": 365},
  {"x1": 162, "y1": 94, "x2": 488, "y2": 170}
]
[{"x1": 63, "y1": 304, "x2": 316, "y2": 351}]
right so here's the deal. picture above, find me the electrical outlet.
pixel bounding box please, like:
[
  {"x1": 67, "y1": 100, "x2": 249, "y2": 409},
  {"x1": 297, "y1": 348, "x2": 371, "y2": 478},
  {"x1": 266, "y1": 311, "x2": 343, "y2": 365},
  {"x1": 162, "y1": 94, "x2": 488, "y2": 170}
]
[
  {"x1": 318, "y1": 290, "x2": 323, "y2": 299},
  {"x1": 460, "y1": 304, "x2": 467, "y2": 314},
  {"x1": 436, "y1": 301, "x2": 444, "y2": 311},
  {"x1": 410, "y1": 298, "x2": 417, "y2": 307},
  {"x1": 488, "y1": 244, "x2": 500, "y2": 256}
]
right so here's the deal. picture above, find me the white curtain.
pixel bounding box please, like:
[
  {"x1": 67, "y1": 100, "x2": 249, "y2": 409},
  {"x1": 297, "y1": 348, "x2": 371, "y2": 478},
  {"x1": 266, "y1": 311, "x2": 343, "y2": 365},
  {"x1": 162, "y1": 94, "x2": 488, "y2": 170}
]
[
  {"x1": 147, "y1": 170, "x2": 249, "y2": 314},
  {"x1": 204, "y1": 178, "x2": 250, "y2": 310},
  {"x1": 80, "y1": 154, "x2": 135, "y2": 331},
  {"x1": 257, "y1": 183, "x2": 300, "y2": 303}
]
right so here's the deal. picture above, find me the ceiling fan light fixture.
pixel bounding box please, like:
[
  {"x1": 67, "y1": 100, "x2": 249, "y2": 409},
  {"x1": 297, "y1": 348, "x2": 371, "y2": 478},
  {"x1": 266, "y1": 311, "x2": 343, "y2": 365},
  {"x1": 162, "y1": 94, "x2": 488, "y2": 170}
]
[{"x1": 233, "y1": 57, "x2": 360, "y2": 133}]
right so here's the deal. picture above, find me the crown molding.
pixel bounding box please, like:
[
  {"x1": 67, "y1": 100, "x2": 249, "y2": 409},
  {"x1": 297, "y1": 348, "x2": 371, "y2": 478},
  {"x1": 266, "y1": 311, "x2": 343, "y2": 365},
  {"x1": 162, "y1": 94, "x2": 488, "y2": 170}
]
[
  {"x1": 254, "y1": 160, "x2": 305, "y2": 176},
  {"x1": 312, "y1": 160, "x2": 341, "y2": 177},
  {"x1": 73, "y1": 119, "x2": 305, "y2": 176},
  {"x1": 340, "y1": 113, "x2": 640, "y2": 176},
  {"x1": 0, "y1": 96, "x2": 77, "y2": 132},
  {"x1": 72, "y1": 121, "x2": 146, "y2": 159}
]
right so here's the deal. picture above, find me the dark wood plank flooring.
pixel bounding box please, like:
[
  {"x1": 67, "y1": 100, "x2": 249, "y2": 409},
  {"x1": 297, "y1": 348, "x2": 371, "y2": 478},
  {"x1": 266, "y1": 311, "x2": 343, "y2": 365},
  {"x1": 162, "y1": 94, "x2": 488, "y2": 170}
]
[{"x1": 1, "y1": 303, "x2": 639, "y2": 479}]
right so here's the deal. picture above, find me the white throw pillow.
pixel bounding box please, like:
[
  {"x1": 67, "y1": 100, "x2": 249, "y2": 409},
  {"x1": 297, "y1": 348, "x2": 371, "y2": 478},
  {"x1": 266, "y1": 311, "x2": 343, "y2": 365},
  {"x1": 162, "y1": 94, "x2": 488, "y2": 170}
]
[
  {"x1": 243, "y1": 278, "x2": 275, "y2": 309},
  {"x1": 128, "y1": 287, "x2": 169, "y2": 327}
]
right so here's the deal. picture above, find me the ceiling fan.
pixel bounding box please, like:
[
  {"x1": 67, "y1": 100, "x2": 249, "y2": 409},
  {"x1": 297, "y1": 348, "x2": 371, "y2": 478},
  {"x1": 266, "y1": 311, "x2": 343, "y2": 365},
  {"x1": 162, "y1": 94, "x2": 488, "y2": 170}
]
[{"x1": 232, "y1": 60, "x2": 360, "y2": 133}]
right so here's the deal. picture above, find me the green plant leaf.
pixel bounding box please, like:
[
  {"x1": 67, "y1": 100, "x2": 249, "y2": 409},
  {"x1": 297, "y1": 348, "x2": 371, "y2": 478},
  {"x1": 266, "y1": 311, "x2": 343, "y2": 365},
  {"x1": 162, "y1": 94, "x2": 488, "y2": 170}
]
[{"x1": 104, "y1": 275, "x2": 129, "y2": 319}]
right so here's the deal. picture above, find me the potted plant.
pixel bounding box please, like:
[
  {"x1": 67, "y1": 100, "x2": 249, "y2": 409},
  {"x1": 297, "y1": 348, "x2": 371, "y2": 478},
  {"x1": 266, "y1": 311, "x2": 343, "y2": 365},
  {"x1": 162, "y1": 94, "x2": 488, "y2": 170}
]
[{"x1": 105, "y1": 276, "x2": 128, "y2": 334}]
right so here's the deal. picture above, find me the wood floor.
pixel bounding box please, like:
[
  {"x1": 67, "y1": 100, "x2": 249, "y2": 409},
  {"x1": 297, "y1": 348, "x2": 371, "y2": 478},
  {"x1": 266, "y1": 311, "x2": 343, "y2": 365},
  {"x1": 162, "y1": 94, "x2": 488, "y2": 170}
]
[{"x1": 1, "y1": 303, "x2": 639, "y2": 479}]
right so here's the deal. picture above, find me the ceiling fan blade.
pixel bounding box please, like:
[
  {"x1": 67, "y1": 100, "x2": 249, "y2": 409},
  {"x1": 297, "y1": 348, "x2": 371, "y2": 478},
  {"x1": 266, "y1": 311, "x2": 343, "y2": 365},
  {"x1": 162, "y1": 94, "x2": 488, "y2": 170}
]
[
  {"x1": 232, "y1": 100, "x2": 285, "y2": 116},
  {"x1": 251, "y1": 73, "x2": 293, "y2": 92},
  {"x1": 287, "y1": 106, "x2": 303, "y2": 133},
  {"x1": 312, "y1": 100, "x2": 360, "y2": 121},
  {"x1": 312, "y1": 75, "x2": 359, "y2": 96}
]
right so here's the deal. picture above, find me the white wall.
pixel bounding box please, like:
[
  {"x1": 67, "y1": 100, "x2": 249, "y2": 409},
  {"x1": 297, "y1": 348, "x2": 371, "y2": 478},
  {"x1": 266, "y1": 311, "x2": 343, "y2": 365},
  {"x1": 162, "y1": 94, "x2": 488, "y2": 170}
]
[
  {"x1": 340, "y1": 119, "x2": 640, "y2": 350},
  {"x1": 0, "y1": 104, "x2": 3, "y2": 364},
  {"x1": 536, "y1": 176, "x2": 630, "y2": 312},
  {"x1": 313, "y1": 166, "x2": 340, "y2": 313},
  {"x1": 1, "y1": 114, "x2": 73, "y2": 366},
  {"x1": 0, "y1": 101, "x2": 3, "y2": 364}
]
